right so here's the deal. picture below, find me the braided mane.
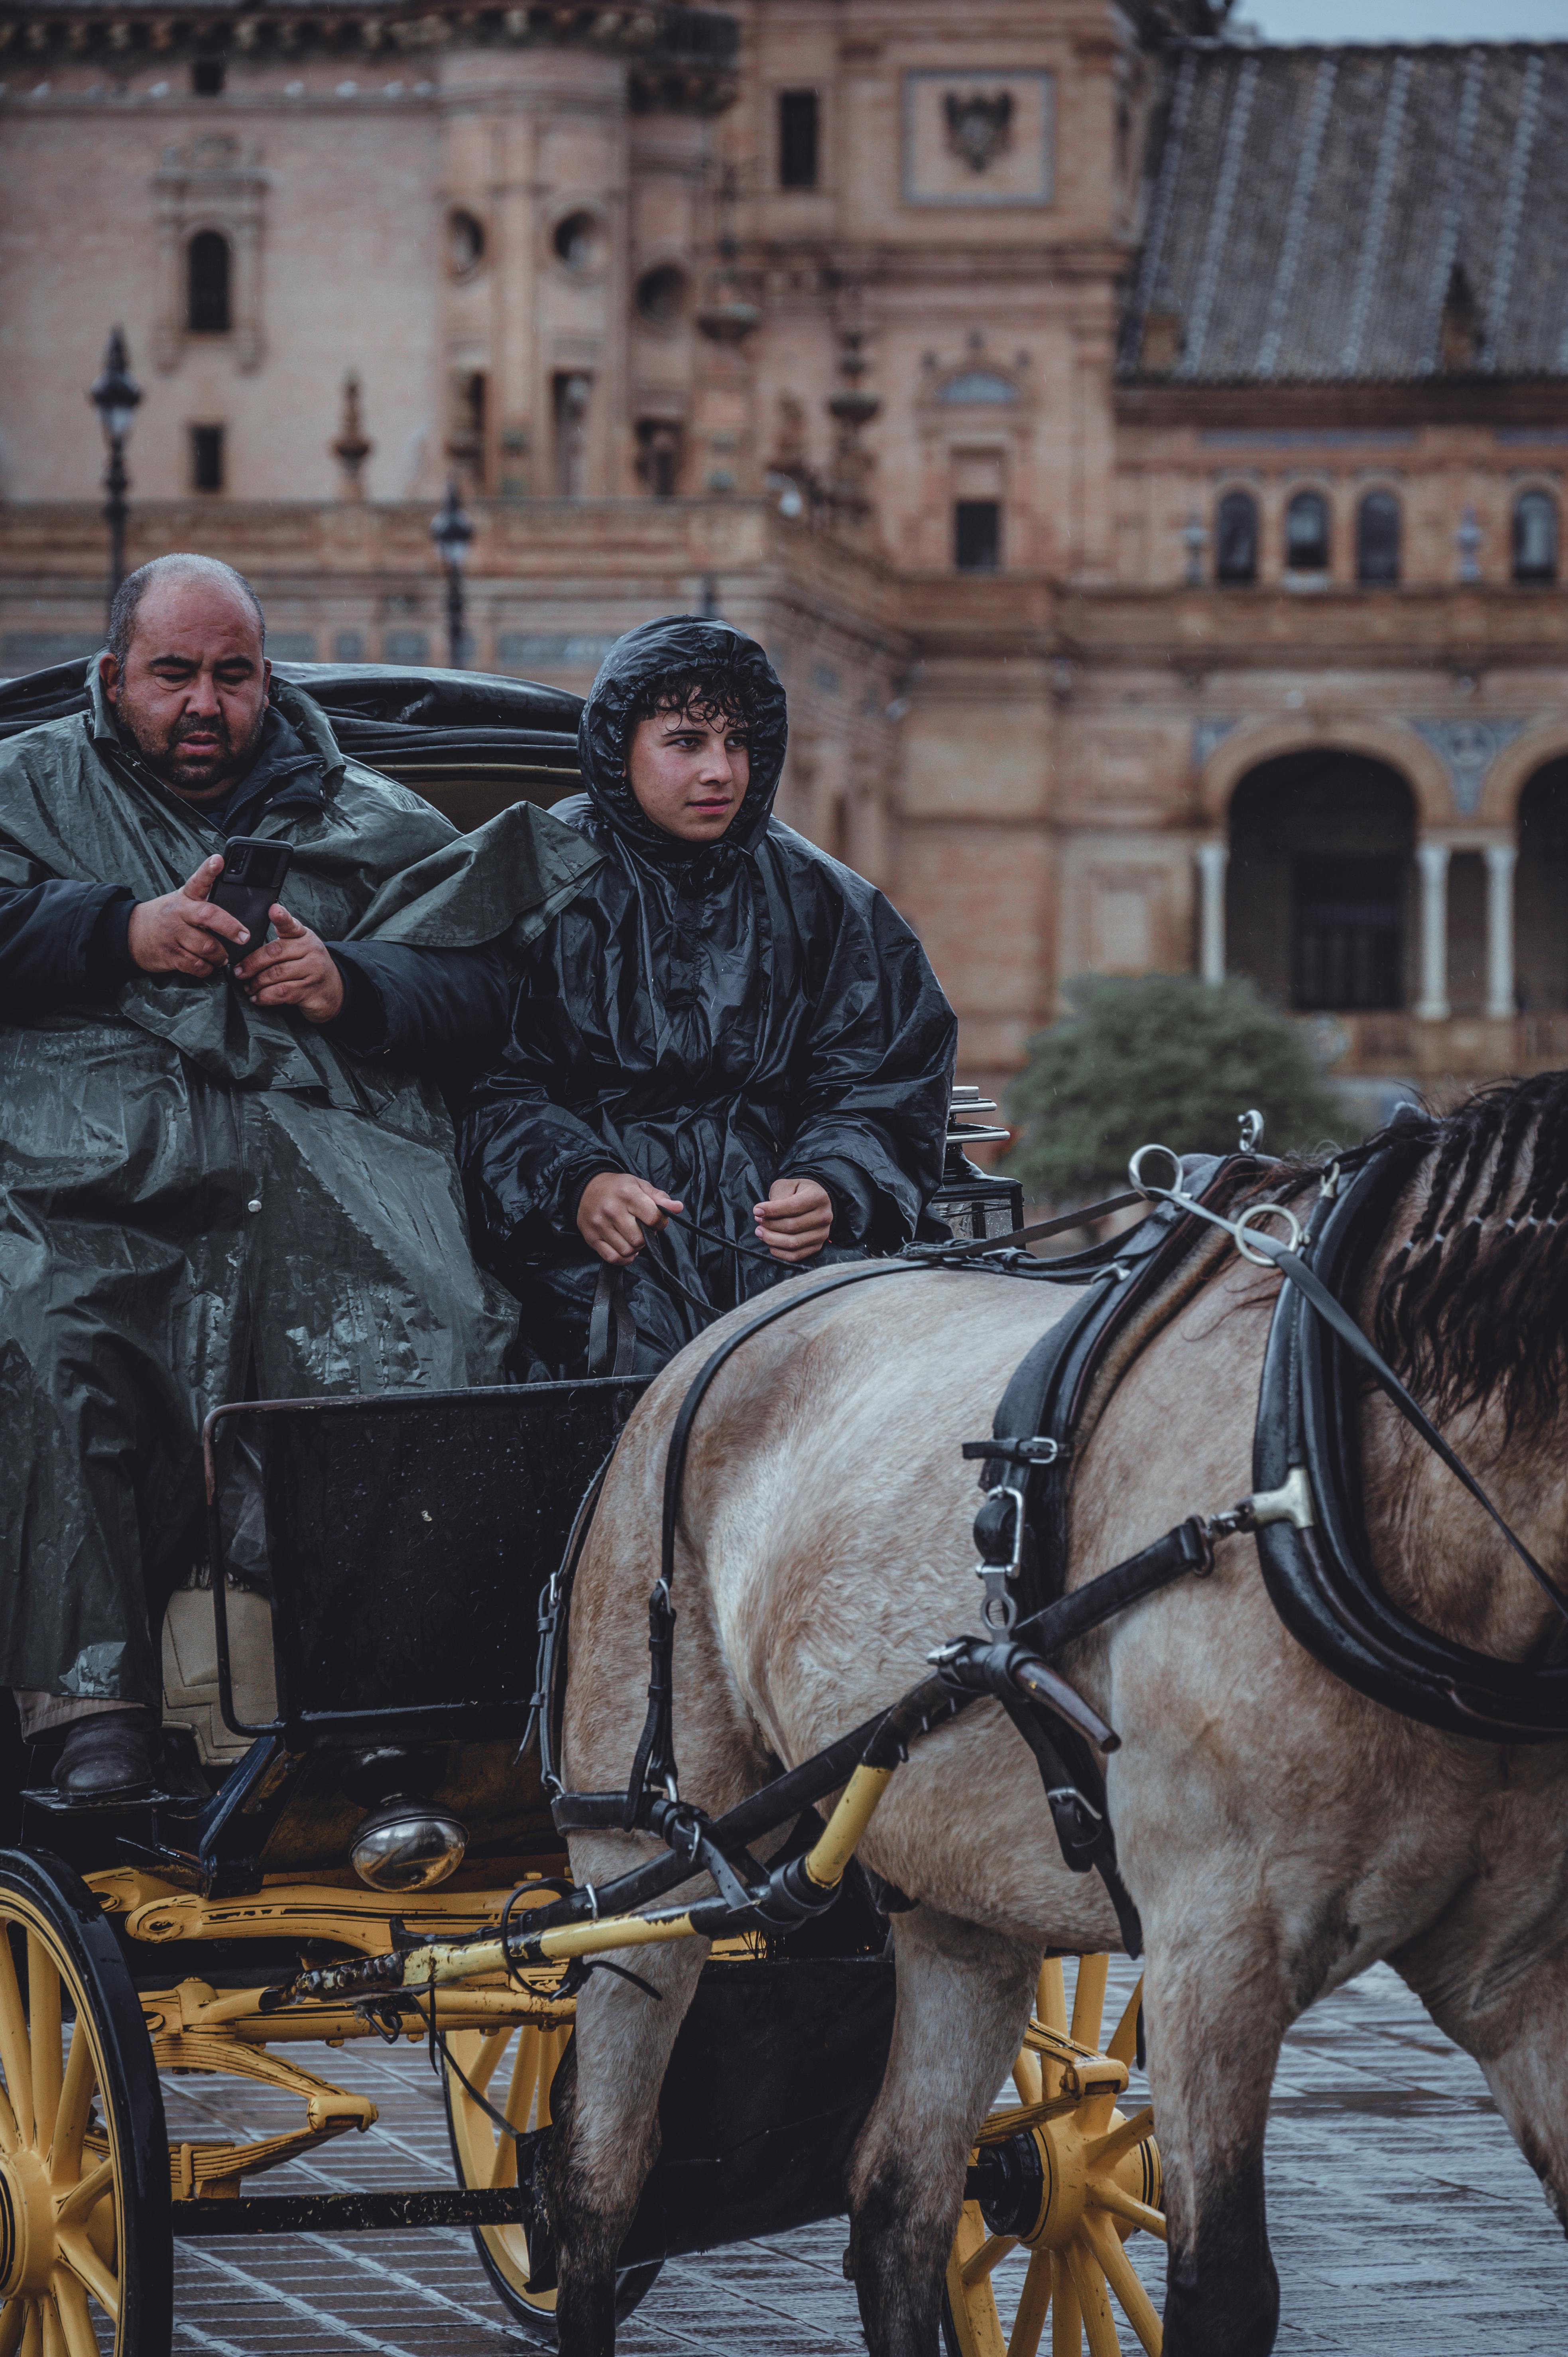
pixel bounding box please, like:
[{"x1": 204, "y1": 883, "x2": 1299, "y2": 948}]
[{"x1": 1370, "y1": 1071, "x2": 1568, "y2": 1432}]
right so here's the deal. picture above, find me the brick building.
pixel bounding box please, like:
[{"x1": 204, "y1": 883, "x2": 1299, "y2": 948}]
[{"x1": 2, "y1": 3, "x2": 1566, "y2": 1114}]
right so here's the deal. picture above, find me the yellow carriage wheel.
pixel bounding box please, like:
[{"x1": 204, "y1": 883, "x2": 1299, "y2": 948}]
[
  {"x1": 942, "y1": 1954, "x2": 1165, "y2": 2357},
  {"x1": 443, "y1": 2018, "x2": 663, "y2": 2346},
  {"x1": 0, "y1": 1851, "x2": 171, "y2": 2357}
]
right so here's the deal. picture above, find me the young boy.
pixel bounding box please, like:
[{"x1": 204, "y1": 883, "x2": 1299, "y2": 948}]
[{"x1": 461, "y1": 615, "x2": 956, "y2": 1376}]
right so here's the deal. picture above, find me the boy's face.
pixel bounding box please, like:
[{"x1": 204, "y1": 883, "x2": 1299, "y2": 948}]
[{"x1": 626, "y1": 705, "x2": 751, "y2": 842}]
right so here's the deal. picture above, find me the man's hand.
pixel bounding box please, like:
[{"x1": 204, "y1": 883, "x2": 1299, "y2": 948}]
[
  {"x1": 754, "y1": 1176, "x2": 833, "y2": 1264},
  {"x1": 577, "y1": 1173, "x2": 684, "y2": 1266},
  {"x1": 233, "y1": 906, "x2": 345, "y2": 1024},
  {"x1": 126, "y1": 853, "x2": 251, "y2": 977}
]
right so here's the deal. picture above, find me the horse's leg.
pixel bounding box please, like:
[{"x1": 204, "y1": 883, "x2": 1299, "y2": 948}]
[
  {"x1": 1140, "y1": 1914, "x2": 1292, "y2": 2357},
  {"x1": 846, "y1": 1903, "x2": 1040, "y2": 2357},
  {"x1": 1394, "y1": 1906, "x2": 1568, "y2": 2239},
  {"x1": 543, "y1": 1833, "x2": 710, "y2": 2357}
]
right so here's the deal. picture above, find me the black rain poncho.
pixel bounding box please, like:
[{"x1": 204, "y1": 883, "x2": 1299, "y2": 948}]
[
  {"x1": 0, "y1": 671, "x2": 600, "y2": 1709},
  {"x1": 460, "y1": 617, "x2": 956, "y2": 1377}
]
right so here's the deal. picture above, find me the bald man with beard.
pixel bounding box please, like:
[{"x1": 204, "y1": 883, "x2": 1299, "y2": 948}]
[{"x1": 0, "y1": 554, "x2": 599, "y2": 1800}]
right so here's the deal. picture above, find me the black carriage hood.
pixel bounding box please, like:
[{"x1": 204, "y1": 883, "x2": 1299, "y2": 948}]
[{"x1": 577, "y1": 616, "x2": 787, "y2": 861}]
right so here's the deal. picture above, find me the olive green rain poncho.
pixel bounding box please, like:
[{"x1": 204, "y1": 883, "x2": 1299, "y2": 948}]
[{"x1": 0, "y1": 669, "x2": 599, "y2": 1712}]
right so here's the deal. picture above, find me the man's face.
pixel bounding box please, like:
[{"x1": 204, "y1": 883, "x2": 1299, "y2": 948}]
[
  {"x1": 626, "y1": 705, "x2": 750, "y2": 843},
  {"x1": 100, "y1": 577, "x2": 271, "y2": 799}
]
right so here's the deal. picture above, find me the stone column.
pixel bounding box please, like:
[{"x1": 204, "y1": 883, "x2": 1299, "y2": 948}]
[
  {"x1": 1194, "y1": 839, "x2": 1228, "y2": 985},
  {"x1": 1414, "y1": 840, "x2": 1451, "y2": 1022},
  {"x1": 1484, "y1": 841, "x2": 1518, "y2": 1022}
]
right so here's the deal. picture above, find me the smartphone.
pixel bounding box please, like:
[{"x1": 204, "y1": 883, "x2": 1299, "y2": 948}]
[{"x1": 210, "y1": 838, "x2": 294, "y2": 967}]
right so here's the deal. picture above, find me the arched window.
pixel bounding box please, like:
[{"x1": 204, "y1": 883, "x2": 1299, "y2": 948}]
[
  {"x1": 1214, "y1": 489, "x2": 1258, "y2": 585},
  {"x1": 187, "y1": 230, "x2": 231, "y2": 335},
  {"x1": 1285, "y1": 490, "x2": 1330, "y2": 574},
  {"x1": 1513, "y1": 490, "x2": 1559, "y2": 585},
  {"x1": 1356, "y1": 490, "x2": 1401, "y2": 585}
]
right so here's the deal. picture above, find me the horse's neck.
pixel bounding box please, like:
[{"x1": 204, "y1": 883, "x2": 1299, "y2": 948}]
[{"x1": 1359, "y1": 1383, "x2": 1568, "y2": 1660}]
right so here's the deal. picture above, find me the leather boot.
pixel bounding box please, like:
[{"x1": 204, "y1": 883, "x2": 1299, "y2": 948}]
[{"x1": 53, "y1": 1711, "x2": 155, "y2": 1804}]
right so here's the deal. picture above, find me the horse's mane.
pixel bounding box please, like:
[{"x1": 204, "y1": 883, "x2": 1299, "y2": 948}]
[{"x1": 1365, "y1": 1070, "x2": 1568, "y2": 1432}]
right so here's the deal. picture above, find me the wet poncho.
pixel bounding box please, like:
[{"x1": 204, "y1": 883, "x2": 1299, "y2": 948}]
[
  {"x1": 0, "y1": 671, "x2": 600, "y2": 1709},
  {"x1": 460, "y1": 616, "x2": 956, "y2": 1377}
]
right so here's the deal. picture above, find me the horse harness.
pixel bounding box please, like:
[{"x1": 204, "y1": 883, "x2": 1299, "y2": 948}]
[{"x1": 531, "y1": 1126, "x2": 1568, "y2": 1965}]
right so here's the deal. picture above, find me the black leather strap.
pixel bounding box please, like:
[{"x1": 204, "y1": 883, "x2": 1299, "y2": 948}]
[{"x1": 586, "y1": 1264, "x2": 637, "y2": 1378}]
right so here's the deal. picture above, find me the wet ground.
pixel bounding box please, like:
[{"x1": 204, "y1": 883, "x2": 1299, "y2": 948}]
[{"x1": 165, "y1": 1958, "x2": 1568, "y2": 2356}]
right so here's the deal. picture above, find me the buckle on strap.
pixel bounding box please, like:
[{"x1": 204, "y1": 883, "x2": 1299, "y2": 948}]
[
  {"x1": 962, "y1": 1437, "x2": 1067, "y2": 1468},
  {"x1": 972, "y1": 1482, "x2": 1027, "y2": 1633}
]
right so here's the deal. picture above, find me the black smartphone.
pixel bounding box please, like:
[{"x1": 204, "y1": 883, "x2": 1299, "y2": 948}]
[{"x1": 210, "y1": 838, "x2": 293, "y2": 967}]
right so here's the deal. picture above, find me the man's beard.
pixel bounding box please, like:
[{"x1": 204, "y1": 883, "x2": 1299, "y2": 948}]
[{"x1": 119, "y1": 701, "x2": 268, "y2": 797}]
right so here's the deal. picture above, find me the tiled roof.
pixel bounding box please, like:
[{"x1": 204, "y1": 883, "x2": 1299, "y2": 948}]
[{"x1": 1120, "y1": 43, "x2": 1568, "y2": 384}]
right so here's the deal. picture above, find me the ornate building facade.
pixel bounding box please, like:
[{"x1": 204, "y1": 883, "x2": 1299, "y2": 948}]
[{"x1": 2, "y1": 2, "x2": 1566, "y2": 1116}]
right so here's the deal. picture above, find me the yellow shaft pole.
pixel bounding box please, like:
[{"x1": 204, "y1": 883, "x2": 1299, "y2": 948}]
[{"x1": 801, "y1": 1765, "x2": 895, "y2": 1888}]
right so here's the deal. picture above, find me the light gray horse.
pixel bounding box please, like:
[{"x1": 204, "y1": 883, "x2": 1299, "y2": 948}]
[{"x1": 546, "y1": 1078, "x2": 1568, "y2": 2356}]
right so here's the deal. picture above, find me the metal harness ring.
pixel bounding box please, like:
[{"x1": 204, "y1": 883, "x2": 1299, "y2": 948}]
[{"x1": 1234, "y1": 1199, "x2": 1305, "y2": 1266}]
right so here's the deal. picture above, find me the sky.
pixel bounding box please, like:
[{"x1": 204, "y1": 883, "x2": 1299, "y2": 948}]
[{"x1": 1237, "y1": 0, "x2": 1567, "y2": 37}]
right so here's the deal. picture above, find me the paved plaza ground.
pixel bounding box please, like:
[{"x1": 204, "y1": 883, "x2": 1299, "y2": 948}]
[{"x1": 163, "y1": 1957, "x2": 1568, "y2": 2357}]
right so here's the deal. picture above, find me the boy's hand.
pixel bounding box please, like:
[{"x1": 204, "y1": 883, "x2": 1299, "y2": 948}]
[
  {"x1": 754, "y1": 1176, "x2": 832, "y2": 1263},
  {"x1": 577, "y1": 1173, "x2": 684, "y2": 1265}
]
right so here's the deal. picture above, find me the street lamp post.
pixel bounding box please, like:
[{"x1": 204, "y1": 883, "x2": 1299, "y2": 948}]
[
  {"x1": 89, "y1": 328, "x2": 142, "y2": 625},
  {"x1": 429, "y1": 480, "x2": 475, "y2": 670}
]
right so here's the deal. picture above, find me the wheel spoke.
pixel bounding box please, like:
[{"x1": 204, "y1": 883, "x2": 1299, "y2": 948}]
[
  {"x1": 1012, "y1": 2048, "x2": 1044, "y2": 2106},
  {"x1": 25, "y1": 1942, "x2": 61, "y2": 2156},
  {"x1": 0, "y1": 2298, "x2": 29, "y2": 2357},
  {"x1": 45, "y1": 2034, "x2": 94, "y2": 2188},
  {"x1": 1084, "y1": 2214, "x2": 1163, "y2": 2355},
  {"x1": 18, "y1": 2303, "x2": 41, "y2": 2357},
  {"x1": 53, "y1": 2227, "x2": 118, "y2": 2324},
  {"x1": 1085, "y1": 2108, "x2": 1155, "y2": 2174},
  {"x1": 1070, "y1": 1956, "x2": 1110, "y2": 2054},
  {"x1": 537, "y1": 2028, "x2": 568, "y2": 2131},
  {"x1": 456, "y1": 2028, "x2": 509, "y2": 2103},
  {"x1": 1064, "y1": 2243, "x2": 1120, "y2": 2357},
  {"x1": 1037, "y1": 1959, "x2": 1067, "y2": 2034},
  {"x1": 961, "y1": 2233, "x2": 1017, "y2": 2286},
  {"x1": 35, "y1": 2296, "x2": 64, "y2": 2357},
  {"x1": 1105, "y1": 1979, "x2": 1144, "y2": 2071},
  {"x1": 1007, "y1": 2249, "x2": 1053, "y2": 2357},
  {"x1": 45, "y1": 2275, "x2": 97, "y2": 2357},
  {"x1": 52, "y1": 2160, "x2": 113, "y2": 2231},
  {"x1": 1088, "y1": 2180, "x2": 1166, "y2": 2245},
  {"x1": 1050, "y1": 2253, "x2": 1081, "y2": 2357},
  {"x1": 0, "y1": 1932, "x2": 34, "y2": 2148}
]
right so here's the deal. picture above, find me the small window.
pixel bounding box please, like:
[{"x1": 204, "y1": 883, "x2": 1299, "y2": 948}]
[
  {"x1": 635, "y1": 264, "x2": 688, "y2": 327},
  {"x1": 1215, "y1": 490, "x2": 1258, "y2": 585},
  {"x1": 779, "y1": 90, "x2": 819, "y2": 189},
  {"x1": 636, "y1": 419, "x2": 681, "y2": 499},
  {"x1": 448, "y1": 209, "x2": 486, "y2": 280},
  {"x1": 1514, "y1": 490, "x2": 1559, "y2": 585},
  {"x1": 1357, "y1": 490, "x2": 1401, "y2": 585},
  {"x1": 191, "y1": 57, "x2": 226, "y2": 97},
  {"x1": 1285, "y1": 489, "x2": 1330, "y2": 574},
  {"x1": 187, "y1": 231, "x2": 231, "y2": 335},
  {"x1": 954, "y1": 500, "x2": 1000, "y2": 573},
  {"x1": 190, "y1": 424, "x2": 225, "y2": 494},
  {"x1": 552, "y1": 211, "x2": 603, "y2": 275}
]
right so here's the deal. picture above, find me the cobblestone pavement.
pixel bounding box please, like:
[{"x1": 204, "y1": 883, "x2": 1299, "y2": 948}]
[{"x1": 164, "y1": 1958, "x2": 1568, "y2": 2356}]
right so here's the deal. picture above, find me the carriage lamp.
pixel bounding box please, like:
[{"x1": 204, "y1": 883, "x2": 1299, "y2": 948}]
[
  {"x1": 351, "y1": 1797, "x2": 469, "y2": 1892},
  {"x1": 430, "y1": 478, "x2": 475, "y2": 670},
  {"x1": 89, "y1": 326, "x2": 142, "y2": 623},
  {"x1": 927, "y1": 1085, "x2": 1024, "y2": 1243}
]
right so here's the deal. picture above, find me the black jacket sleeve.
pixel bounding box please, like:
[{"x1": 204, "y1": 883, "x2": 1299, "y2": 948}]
[
  {"x1": 775, "y1": 875, "x2": 957, "y2": 1250},
  {"x1": 325, "y1": 939, "x2": 513, "y2": 1077},
  {"x1": 0, "y1": 880, "x2": 138, "y2": 1018}
]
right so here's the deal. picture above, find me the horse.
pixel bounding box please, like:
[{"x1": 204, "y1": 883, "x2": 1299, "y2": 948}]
[{"x1": 543, "y1": 1074, "x2": 1568, "y2": 2357}]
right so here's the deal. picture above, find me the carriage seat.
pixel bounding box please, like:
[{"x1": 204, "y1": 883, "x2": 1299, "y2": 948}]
[{"x1": 161, "y1": 1587, "x2": 277, "y2": 1766}]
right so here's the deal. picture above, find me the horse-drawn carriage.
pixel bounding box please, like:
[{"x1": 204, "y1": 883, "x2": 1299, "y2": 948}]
[{"x1": 0, "y1": 662, "x2": 1161, "y2": 2357}]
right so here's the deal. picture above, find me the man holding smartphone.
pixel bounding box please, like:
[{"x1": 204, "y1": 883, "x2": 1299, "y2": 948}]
[{"x1": 0, "y1": 553, "x2": 600, "y2": 1800}]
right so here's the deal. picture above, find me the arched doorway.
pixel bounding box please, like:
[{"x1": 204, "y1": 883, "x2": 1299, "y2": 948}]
[
  {"x1": 1226, "y1": 750, "x2": 1416, "y2": 1012},
  {"x1": 1517, "y1": 756, "x2": 1568, "y2": 1015}
]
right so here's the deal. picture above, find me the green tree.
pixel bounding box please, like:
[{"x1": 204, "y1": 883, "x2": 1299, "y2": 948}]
[{"x1": 1005, "y1": 974, "x2": 1349, "y2": 1204}]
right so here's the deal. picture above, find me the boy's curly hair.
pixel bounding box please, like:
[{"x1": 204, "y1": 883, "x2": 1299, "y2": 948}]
[{"x1": 624, "y1": 665, "x2": 757, "y2": 745}]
